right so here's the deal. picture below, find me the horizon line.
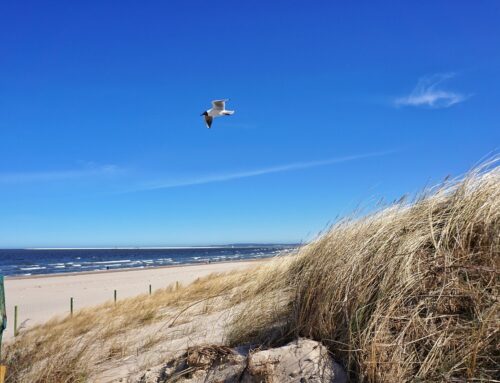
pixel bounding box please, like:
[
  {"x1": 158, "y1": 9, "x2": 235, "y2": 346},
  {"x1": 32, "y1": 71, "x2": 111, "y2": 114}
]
[{"x1": 0, "y1": 243, "x2": 300, "y2": 250}]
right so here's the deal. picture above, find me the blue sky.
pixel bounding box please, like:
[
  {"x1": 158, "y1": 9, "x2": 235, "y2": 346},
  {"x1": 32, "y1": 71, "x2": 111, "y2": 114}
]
[{"x1": 0, "y1": 1, "x2": 499, "y2": 247}]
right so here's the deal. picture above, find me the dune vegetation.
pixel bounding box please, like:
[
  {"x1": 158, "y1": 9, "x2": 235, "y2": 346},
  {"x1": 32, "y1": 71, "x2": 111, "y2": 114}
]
[{"x1": 2, "y1": 159, "x2": 499, "y2": 382}]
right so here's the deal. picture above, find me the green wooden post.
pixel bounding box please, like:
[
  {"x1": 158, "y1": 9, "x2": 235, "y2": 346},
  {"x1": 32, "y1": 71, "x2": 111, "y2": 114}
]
[
  {"x1": 149, "y1": 284, "x2": 152, "y2": 295},
  {"x1": 70, "y1": 297, "x2": 74, "y2": 317},
  {"x1": 0, "y1": 276, "x2": 6, "y2": 359},
  {"x1": 175, "y1": 281, "x2": 179, "y2": 291},
  {"x1": 14, "y1": 305, "x2": 18, "y2": 337},
  {"x1": 114, "y1": 289, "x2": 117, "y2": 304}
]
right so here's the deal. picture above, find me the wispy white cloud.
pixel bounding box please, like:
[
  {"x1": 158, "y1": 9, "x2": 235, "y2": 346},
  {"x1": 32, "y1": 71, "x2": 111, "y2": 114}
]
[
  {"x1": 395, "y1": 73, "x2": 470, "y2": 108},
  {"x1": 0, "y1": 163, "x2": 122, "y2": 184},
  {"x1": 133, "y1": 150, "x2": 396, "y2": 192}
]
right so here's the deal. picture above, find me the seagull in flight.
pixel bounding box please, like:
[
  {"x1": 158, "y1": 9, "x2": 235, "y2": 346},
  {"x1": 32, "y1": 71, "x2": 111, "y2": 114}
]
[{"x1": 201, "y1": 99, "x2": 235, "y2": 129}]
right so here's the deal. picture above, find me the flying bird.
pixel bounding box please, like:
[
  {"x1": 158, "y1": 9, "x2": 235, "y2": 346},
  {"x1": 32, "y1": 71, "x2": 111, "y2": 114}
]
[{"x1": 201, "y1": 99, "x2": 235, "y2": 129}]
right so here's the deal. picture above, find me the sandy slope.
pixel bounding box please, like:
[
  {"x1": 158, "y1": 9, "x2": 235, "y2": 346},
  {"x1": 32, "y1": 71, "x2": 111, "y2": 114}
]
[{"x1": 3, "y1": 260, "x2": 262, "y2": 340}]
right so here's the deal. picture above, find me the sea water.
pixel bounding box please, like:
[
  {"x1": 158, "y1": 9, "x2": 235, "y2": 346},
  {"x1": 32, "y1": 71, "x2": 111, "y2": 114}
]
[{"x1": 0, "y1": 245, "x2": 297, "y2": 277}]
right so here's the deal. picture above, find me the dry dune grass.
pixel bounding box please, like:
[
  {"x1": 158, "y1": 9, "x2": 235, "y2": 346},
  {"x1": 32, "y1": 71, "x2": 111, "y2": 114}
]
[
  {"x1": 229, "y1": 160, "x2": 500, "y2": 382},
  {"x1": 2, "y1": 159, "x2": 499, "y2": 382}
]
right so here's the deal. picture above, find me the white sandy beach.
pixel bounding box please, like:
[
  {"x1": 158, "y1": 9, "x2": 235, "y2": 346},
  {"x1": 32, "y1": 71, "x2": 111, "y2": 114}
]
[{"x1": 4, "y1": 260, "x2": 262, "y2": 340}]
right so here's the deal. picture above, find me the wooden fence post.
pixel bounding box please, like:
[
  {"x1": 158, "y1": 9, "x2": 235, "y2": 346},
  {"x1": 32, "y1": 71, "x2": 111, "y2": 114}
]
[
  {"x1": 0, "y1": 275, "x2": 7, "y2": 381},
  {"x1": 14, "y1": 306, "x2": 18, "y2": 337}
]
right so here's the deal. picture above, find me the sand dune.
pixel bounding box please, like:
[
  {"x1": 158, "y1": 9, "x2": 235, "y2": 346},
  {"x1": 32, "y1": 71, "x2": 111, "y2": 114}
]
[{"x1": 4, "y1": 260, "x2": 262, "y2": 340}]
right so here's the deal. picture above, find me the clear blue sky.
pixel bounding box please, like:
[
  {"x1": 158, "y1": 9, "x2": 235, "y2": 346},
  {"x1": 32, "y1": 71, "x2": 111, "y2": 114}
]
[{"x1": 1, "y1": 1, "x2": 499, "y2": 247}]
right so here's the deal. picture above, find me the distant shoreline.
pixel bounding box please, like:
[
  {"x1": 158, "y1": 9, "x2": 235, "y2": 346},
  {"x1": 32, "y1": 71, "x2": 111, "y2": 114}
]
[{"x1": 4, "y1": 257, "x2": 270, "y2": 281}]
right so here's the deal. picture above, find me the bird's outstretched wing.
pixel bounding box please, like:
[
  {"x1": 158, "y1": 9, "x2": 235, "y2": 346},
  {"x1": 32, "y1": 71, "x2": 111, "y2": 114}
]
[
  {"x1": 204, "y1": 114, "x2": 213, "y2": 128},
  {"x1": 211, "y1": 99, "x2": 228, "y2": 110}
]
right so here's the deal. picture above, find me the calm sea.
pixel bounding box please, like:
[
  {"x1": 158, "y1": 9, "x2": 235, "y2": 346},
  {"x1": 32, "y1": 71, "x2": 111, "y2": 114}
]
[{"x1": 0, "y1": 245, "x2": 297, "y2": 277}]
